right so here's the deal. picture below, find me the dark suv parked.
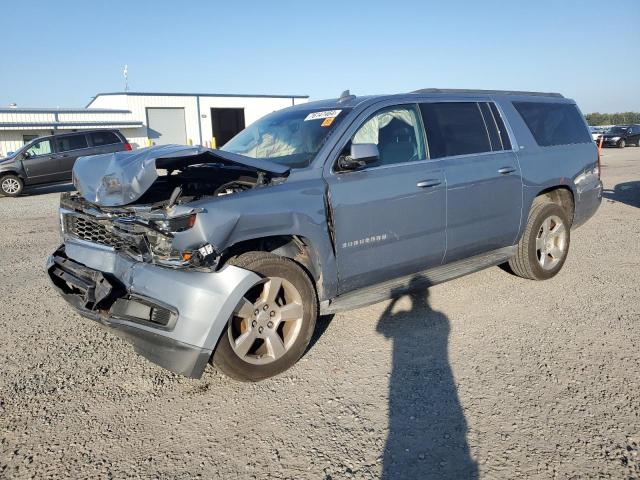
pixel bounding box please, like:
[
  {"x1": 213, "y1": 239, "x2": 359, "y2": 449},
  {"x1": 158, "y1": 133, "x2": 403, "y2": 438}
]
[
  {"x1": 596, "y1": 124, "x2": 640, "y2": 148},
  {"x1": 48, "y1": 89, "x2": 602, "y2": 381},
  {"x1": 0, "y1": 129, "x2": 131, "y2": 196}
]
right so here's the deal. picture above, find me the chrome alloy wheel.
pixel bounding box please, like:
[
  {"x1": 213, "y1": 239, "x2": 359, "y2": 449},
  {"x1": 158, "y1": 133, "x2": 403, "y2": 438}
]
[
  {"x1": 536, "y1": 214, "x2": 567, "y2": 270},
  {"x1": 228, "y1": 276, "x2": 304, "y2": 365},
  {"x1": 1, "y1": 177, "x2": 20, "y2": 195}
]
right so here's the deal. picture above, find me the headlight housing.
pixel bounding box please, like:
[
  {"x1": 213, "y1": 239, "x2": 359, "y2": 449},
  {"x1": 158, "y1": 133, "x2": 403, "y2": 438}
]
[
  {"x1": 610, "y1": 136, "x2": 620, "y2": 141},
  {"x1": 150, "y1": 213, "x2": 197, "y2": 233}
]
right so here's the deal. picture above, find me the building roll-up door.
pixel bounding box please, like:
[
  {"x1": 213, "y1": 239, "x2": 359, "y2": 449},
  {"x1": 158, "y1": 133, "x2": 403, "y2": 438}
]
[{"x1": 146, "y1": 107, "x2": 187, "y2": 145}]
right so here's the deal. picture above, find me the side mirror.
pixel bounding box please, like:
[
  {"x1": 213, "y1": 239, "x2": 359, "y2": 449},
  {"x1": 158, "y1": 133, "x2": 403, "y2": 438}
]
[{"x1": 338, "y1": 143, "x2": 379, "y2": 171}]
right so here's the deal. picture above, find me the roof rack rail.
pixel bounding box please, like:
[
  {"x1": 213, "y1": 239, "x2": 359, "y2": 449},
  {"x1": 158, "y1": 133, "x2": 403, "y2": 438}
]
[{"x1": 411, "y1": 88, "x2": 564, "y2": 98}]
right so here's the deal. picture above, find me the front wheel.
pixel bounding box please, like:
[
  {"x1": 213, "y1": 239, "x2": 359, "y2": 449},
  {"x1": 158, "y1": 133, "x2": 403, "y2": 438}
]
[
  {"x1": 212, "y1": 252, "x2": 318, "y2": 381},
  {"x1": 508, "y1": 202, "x2": 570, "y2": 280},
  {"x1": 618, "y1": 139, "x2": 626, "y2": 148},
  {"x1": 0, "y1": 174, "x2": 24, "y2": 197}
]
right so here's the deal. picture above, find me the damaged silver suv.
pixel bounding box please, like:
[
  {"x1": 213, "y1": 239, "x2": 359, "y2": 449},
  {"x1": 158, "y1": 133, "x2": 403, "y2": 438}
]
[{"x1": 48, "y1": 89, "x2": 602, "y2": 381}]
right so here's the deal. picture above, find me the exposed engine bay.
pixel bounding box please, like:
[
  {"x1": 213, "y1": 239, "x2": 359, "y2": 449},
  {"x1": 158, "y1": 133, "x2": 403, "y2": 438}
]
[
  {"x1": 62, "y1": 145, "x2": 289, "y2": 271},
  {"x1": 133, "y1": 163, "x2": 268, "y2": 207}
]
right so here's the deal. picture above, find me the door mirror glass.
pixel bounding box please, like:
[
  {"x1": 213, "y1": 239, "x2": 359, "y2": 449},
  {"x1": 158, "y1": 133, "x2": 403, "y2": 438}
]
[{"x1": 338, "y1": 144, "x2": 380, "y2": 170}]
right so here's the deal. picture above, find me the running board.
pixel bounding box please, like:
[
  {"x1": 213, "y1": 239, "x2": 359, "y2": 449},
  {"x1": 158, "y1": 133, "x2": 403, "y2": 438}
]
[{"x1": 321, "y1": 245, "x2": 516, "y2": 314}]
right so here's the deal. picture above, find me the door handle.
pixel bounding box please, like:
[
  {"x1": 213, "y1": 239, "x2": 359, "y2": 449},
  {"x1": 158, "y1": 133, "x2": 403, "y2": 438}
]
[
  {"x1": 498, "y1": 166, "x2": 516, "y2": 175},
  {"x1": 417, "y1": 179, "x2": 442, "y2": 188}
]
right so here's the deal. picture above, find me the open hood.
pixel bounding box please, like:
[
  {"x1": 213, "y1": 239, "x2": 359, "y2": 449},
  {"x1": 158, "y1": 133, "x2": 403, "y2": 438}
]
[{"x1": 73, "y1": 144, "x2": 289, "y2": 207}]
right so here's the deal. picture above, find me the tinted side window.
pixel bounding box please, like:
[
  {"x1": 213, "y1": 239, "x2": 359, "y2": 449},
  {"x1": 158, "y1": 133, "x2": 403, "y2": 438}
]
[
  {"x1": 90, "y1": 131, "x2": 120, "y2": 146},
  {"x1": 351, "y1": 105, "x2": 426, "y2": 167},
  {"x1": 513, "y1": 102, "x2": 591, "y2": 147},
  {"x1": 419, "y1": 102, "x2": 491, "y2": 159},
  {"x1": 57, "y1": 134, "x2": 88, "y2": 152}
]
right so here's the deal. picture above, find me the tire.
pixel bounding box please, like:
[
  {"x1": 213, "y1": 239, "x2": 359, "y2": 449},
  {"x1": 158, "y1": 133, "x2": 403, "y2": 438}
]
[
  {"x1": 508, "y1": 202, "x2": 571, "y2": 280},
  {"x1": 618, "y1": 139, "x2": 626, "y2": 148},
  {"x1": 212, "y1": 251, "x2": 318, "y2": 382},
  {"x1": 0, "y1": 174, "x2": 24, "y2": 197}
]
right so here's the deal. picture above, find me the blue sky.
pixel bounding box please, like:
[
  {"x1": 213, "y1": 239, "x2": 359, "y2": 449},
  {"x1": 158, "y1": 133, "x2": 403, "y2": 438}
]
[{"x1": 2, "y1": 0, "x2": 638, "y2": 113}]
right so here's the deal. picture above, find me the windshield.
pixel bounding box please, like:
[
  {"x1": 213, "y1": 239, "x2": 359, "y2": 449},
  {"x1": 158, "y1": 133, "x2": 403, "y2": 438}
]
[
  {"x1": 607, "y1": 127, "x2": 628, "y2": 134},
  {"x1": 222, "y1": 107, "x2": 351, "y2": 168}
]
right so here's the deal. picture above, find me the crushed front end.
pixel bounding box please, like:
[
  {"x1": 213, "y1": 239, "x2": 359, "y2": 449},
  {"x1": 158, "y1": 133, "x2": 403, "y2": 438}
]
[{"x1": 45, "y1": 146, "x2": 282, "y2": 377}]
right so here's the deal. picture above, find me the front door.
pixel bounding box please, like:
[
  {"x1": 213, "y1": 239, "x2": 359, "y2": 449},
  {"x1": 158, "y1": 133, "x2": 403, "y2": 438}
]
[
  {"x1": 418, "y1": 101, "x2": 523, "y2": 263},
  {"x1": 21, "y1": 138, "x2": 63, "y2": 184},
  {"x1": 325, "y1": 104, "x2": 447, "y2": 294}
]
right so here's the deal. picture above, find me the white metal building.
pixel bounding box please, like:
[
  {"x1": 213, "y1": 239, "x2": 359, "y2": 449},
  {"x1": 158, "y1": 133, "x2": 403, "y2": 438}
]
[{"x1": 0, "y1": 91, "x2": 308, "y2": 157}]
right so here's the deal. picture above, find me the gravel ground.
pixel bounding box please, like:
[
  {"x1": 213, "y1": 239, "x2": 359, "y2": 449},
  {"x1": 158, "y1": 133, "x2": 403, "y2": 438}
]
[{"x1": 0, "y1": 148, "x2": 638, "y2": 479}]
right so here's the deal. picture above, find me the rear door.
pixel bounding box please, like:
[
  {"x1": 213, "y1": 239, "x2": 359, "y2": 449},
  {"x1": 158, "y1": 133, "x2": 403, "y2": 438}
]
[
  {"x1": 21, "y1": 138, "x2": 63, "y2": 184},
  {"x1": 55, "y1": 133, "x2": 92, "y2": 180},
  {"x1": 419, "y1": 101, "x2": 523, "y2": 263},
  {"x1": 325, "y1": 103, "x2": 447, "y2": 293}
]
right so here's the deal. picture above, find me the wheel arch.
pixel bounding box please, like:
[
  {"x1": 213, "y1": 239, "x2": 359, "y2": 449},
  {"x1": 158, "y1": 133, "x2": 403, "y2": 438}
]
[
  {"x1": 219, "y1": 234, "x2": 326, "y2": 300},
  {"x1": 0, "y1": 170, "x2": 23, "y2": 180},
  {"x1": 532, "y1": 185, "x2": 575, "y2": 225}
]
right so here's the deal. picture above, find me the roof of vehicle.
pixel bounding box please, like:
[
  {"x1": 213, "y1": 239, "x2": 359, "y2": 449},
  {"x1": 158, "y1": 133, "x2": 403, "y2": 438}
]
[
  {"x1": 12, "y1": 129, "x2": 125, "y2": 152},
  {"x1": 411, "y1": 88, "x2": 564, "y2": 98},
  {"x1": 286, "y1": 88, "x2": 569, "y2": 112},
  {"x1": 29, "y1": 128, "x2": 124, "y2": 139}
]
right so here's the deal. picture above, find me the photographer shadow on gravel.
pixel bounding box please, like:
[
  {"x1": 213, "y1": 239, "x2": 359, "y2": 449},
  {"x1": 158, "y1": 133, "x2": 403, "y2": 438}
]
[{"x1": 376, "y1": 277, "x2": 478, "y2": 479}]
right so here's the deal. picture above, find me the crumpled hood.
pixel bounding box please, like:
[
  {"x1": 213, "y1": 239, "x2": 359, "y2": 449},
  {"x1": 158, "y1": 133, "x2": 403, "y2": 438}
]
[{"x1": 73, "y1": 144, "x2": 289, "y2": 207}]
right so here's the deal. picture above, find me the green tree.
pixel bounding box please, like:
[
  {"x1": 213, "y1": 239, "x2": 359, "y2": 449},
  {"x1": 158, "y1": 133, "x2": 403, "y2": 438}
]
[{"x1": 585, "y1": 112, "x2": 640, "y2": 125}]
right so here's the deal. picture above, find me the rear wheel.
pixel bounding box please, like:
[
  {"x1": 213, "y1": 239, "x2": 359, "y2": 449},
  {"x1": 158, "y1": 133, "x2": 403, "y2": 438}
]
[
  {"x1": 508, "y1": 202, "x2": 570, "y2": 280},
  {"x1": 0, "y1": 174, "x2": 23, "y2": 197},
  {"x1": 212, "y1": 251, "x2": 318, "y2": 381}
]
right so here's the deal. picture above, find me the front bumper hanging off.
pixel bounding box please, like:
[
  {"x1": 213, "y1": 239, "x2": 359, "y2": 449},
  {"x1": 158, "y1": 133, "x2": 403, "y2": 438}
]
[{"x1": 47, "y1": 240, "x2": 260, "y2": 378}]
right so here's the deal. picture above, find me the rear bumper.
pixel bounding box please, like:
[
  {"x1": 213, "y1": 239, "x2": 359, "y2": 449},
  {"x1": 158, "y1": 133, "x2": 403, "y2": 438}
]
[{"x1": 47, "y1": 240, "x2": 260, "y2": 378}]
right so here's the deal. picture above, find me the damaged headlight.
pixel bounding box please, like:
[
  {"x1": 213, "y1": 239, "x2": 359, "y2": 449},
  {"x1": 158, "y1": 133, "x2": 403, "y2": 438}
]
[
  {"x1": 146, "y1": 231, "x2": 175, "y2": 256},
  {"x1": 150, "y1": 213, "x2": 197, "y2": 233},
  {"x1": 144, "y1": 213, "x2": 217, "y2": 268}
]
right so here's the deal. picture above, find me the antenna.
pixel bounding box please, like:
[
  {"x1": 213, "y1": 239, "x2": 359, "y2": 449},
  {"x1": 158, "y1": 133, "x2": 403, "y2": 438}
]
[
  {"x1": 338, "y1": 89, "x2": 356, "y2": 104},
  {"x1": 123, "y1": 64, "x2": 129, "y2": 92}
]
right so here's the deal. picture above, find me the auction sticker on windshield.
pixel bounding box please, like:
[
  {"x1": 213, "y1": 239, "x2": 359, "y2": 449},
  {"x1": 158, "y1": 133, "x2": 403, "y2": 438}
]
[{"x1": 304, "y1": 110, "x2": 342, "y2": 121}]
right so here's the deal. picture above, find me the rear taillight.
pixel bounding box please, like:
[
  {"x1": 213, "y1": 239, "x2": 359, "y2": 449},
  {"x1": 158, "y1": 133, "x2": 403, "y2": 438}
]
[{"x1": 124, "y1": 142, "x2": 132, "y2": 151}]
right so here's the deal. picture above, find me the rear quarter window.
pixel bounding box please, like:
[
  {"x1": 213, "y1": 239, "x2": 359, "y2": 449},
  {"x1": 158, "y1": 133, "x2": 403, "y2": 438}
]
[
  {"x1": 513, "y1": 101, "x2": 591, "y2": 147},
  {"x1": 90, "y1": 131, "x2": 120, "y2": 146}
]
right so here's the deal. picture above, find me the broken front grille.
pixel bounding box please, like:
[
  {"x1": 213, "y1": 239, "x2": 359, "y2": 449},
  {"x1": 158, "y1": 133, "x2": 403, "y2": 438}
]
[{"x1": 64, "y1": 214, "x2": 133, "y2": 251}]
